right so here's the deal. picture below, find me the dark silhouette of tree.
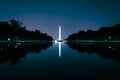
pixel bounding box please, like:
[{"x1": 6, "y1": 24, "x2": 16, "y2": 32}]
[
  {"x1": 67, "y1": 23, "x2": 120, "y2": 41},
  {"x1": 0, "y1": 19, "x2": 53, "y2": 41}
]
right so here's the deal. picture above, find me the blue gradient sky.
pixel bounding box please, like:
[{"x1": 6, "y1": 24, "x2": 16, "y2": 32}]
[{"x1": 0, "y1": 0, "x2": 120, "y2": 39}]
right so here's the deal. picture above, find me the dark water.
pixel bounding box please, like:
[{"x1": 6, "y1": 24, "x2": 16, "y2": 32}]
[{"x1": 0, "y1": 42, "x2": 120, "y2": 80}]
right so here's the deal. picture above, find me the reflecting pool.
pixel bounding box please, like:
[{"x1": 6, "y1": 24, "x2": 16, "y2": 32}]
[{"x1": 0, "y1": 42, "x2": 120, "y2": 80}]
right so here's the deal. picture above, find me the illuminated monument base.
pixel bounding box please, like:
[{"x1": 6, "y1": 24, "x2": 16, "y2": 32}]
[{"x1": 57, "y1": 40, "x2": 64, "y2": 42}]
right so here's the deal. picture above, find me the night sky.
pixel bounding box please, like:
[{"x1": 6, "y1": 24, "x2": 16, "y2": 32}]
[{"x1": 0, "y1": 0, "x2": 120, "y2": 39}]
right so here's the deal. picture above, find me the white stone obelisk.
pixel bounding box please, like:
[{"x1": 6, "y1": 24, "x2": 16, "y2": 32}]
[{"x1": 59, "y1": 26, "x2": 61, "y2": 40}]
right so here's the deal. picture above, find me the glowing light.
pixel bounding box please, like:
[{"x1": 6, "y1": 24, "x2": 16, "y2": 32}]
[
  {"x1": 54, "y1": 40, "x2": 58, "y2": 44},
  {"x1": 8, "y1": 38, "x2": 10, "y2": 41},
  {"x1": 108, "y1": 37, "x2": 111, "y2": 39},
  {"x1": 108, "y1": 46, "x2": 111, "y2": 49},
  {"x1": 1, "y1": 48, "x2": 3, "y2": 51}
]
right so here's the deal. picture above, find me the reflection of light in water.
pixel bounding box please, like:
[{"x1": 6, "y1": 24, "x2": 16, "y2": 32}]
[
  {"x1": 108, "y1": 46, "x2": 115, "y2": 51},
  {"x1": 15, "y1": 43, "x2": 21, "y2": 48},
  {"x1": 17, "y1": 43, "x2": 21, "y2": 46},
  {"x1": 15, "y1": 45, "x2": 18, "y2": 48},
  {"x1": 54, "y1": 40, "x2": 64, "y2": 57},
  {"x1": 8, "y1": 44, "x2": 10, "y2": 47},
  {"x1": 58, "y1": 42, "x2": 65, "y2": 57},
  {"x1": 59, "y1": 42, "x2": 61, "y2": 57},
  {"x1": 112, "y1": 48, "x2": 115, "y2": 51},
  {"x1": 108, "y1": 46, "x2": 111, "y2": 49},
  {"x1": 1, "y1": 48, "x2": 3, "y2": 51}
]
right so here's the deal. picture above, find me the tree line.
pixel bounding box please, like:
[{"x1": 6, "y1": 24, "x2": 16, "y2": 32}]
[
  {"x1": 67, "y1": 24, "x2": 120, "y2": 41},
  {"x1": 0, "y1": 19, "x2": 53, "y2": 40}
]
